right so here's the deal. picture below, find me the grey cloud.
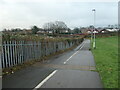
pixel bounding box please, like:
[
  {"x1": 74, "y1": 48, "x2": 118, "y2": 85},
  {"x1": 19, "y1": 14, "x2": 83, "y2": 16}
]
[{"x1": 0, "y1": 1, "x2": 118, "y2": 30}]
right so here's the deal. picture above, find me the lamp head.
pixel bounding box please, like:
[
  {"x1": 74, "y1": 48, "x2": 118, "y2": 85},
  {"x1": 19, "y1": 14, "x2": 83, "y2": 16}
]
[{"x1": 92, "y1": 9, "x2": 96, "y2": 12}]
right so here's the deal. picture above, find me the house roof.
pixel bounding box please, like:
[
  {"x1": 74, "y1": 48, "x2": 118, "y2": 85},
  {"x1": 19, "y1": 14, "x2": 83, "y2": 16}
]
[
  {"x1": 86, "y1": 29, "x2": 99, "y2": 32},
  {"x1": 106, "y1": 29, "x2": 119, "y2": 32}
]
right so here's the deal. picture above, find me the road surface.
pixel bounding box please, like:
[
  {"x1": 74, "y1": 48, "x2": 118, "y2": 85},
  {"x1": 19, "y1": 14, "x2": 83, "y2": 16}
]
[{"x1": 2, "y1": 39, "x2": 103, "y2": 89}]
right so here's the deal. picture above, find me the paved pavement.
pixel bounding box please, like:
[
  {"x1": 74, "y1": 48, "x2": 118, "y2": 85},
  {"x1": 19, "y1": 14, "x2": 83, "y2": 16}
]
[
  {"x1": 40, "y1": 70, "x2": 102, "y2": 88},
  {"x1": 2, "y1": 39, "x2": 103, "y2": 89}
]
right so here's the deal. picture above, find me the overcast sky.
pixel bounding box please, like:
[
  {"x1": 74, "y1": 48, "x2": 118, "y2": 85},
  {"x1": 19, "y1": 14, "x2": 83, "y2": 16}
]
[{"x1": 0, "y1": 0, "x2": 119, "y2": 30}]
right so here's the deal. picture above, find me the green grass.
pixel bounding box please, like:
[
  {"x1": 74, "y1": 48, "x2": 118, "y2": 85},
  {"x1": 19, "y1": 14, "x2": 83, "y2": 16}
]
[{"x1": 91, "y1": 36, "x2": 118, "y2": 88}]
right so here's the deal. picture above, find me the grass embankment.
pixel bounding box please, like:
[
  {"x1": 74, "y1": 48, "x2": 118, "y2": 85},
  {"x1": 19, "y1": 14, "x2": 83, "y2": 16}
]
[{"x1": 91, "y1": 36, "x2": 118, "y2": 88}]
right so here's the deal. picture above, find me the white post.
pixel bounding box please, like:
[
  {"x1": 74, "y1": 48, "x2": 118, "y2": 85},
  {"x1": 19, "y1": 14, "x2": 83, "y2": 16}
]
[{"x1": 92, "y1": 9, "x2": 96, "y2": 49}]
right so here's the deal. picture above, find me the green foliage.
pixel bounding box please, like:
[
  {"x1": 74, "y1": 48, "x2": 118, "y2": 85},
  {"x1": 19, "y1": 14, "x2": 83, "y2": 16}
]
[
  {"x1": 2, "y1": 33, "x2": 84, "y2": 42},
  {"x1": 2, "y1": 34, "x2": 11, "y2": 41},
  {"x1": 73, "y1": 27, "x2": 82, "y2": 34},
  {"x1": 31, "y1": 26, "x2": 39, "y2": 34}
]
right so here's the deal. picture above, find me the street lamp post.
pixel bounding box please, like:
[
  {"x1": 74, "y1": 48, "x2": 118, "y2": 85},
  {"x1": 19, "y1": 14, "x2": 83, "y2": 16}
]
[{"x1": 92, "y1": 9, "x2": 96, "y2": 49}]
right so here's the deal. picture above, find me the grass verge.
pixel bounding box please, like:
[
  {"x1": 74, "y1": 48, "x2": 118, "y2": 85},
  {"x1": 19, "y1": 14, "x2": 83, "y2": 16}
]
[{"x1": 91, "y1": 36, "x2": 118, "y2": 88}]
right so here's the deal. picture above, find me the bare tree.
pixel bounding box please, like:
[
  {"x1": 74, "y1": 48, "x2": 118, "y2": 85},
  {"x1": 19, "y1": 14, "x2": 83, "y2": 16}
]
[
  {"x1": 43, "y1": 21, "x2": 68, "y2": 34},
  {"x1": 54, "y1": 21, "x2": 68, "y2": 33},
  {"x1": 43, "y1": 22, "x2": 55, "y2": 33}
]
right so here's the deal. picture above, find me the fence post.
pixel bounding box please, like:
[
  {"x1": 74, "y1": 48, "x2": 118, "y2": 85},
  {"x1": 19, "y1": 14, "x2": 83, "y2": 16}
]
[
  {"x1": 1, "y1": 41, "x2": 5, "y2": 68},
  {"x1": 39, "y1": 41, "x2": 41, "y2": 58},
  {"x1": 9, "y1": 41, "x2": 13, "y2": 66},
  {"x1": 7, "y1": 41, "x2": 10, "y2": 67},
  {"x1": 4, "y1": 41, "x2": 8, "y2": 68},
  {"x1": 17, "y1": 41, "x2": 20, "y2": 64}
]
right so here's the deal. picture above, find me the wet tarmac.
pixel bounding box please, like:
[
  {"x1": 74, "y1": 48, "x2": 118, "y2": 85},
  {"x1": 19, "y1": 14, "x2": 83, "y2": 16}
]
[{"x1": 2, "y1": 39, "x2": 103, "y2": 88}]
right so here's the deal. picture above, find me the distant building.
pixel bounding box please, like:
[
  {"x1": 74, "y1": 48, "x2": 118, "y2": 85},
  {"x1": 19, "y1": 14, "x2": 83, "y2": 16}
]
[
  {"x1": 23, "y1": 29, "x2": 32, "y2": 34},
  {"x1": 106, "y1": 29, "x2": 119, "y2": 32},
  {"x1": 87, "y1": 29, "x2": 99, "y2": 34},
  {"x1": 60, "y1": 29, "x2": 69, "y2": 33},
  {"x1": 99, "y1": 29, "x2": 110, "y2": 33}
]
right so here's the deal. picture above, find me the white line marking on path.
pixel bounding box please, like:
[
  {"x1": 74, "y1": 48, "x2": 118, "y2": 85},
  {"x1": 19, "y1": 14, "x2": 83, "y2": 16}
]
[
  {"x1": 63, "y1": 42, "x2": 85, "y2": 64},
  {"x1": 33, "y1": 70, "x2": 58, "y2": 90},
  {"x1": 63, "y1": 51, "x2": 78, "y2": 64},
  {"x1": 33, "y1": 41, "x2": 86, "y2": 89}
]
